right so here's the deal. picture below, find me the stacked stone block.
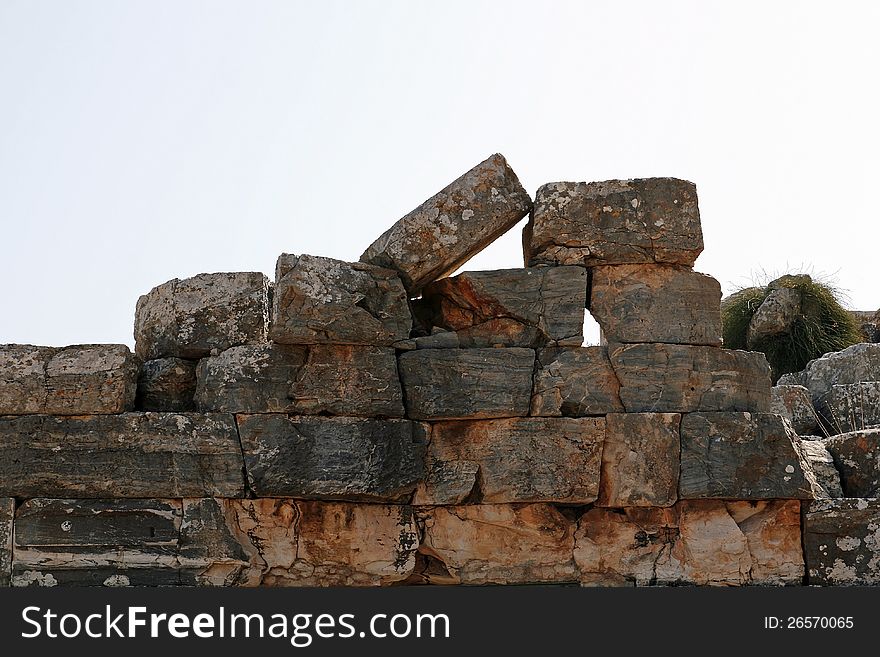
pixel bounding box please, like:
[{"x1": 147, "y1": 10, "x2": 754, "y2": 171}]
[{"x1": 0, "y1": 153, "x2": 872, "y2": 587}]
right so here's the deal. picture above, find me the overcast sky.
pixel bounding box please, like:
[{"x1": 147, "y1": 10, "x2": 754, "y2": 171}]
[{"x1": 1, "y1": 1, "x2": 878, "y2": 347}]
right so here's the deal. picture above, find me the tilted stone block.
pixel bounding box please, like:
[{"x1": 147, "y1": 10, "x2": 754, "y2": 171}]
[
  {"x1": 414, "y1": 417, "x2": 604, "y2": 505},
  {"x1": 237, "y1": 414, "x2": 427, "y2": 502},
  {"x1": 524, "y1": 178, "x2": 703, "y2": 267},
  {"x1": 608, "y1": 343, "x2": 771, "y2": 413},
  {"x1": 816, "y1": 382, "x2": 880, "y2": 435},
  {"x1": 416, "y1": 504, "x2": 577, "y2": 585},
  {"x1": 597, "y1": 413, "x2": 680, "y2": 508},
  {"x1": 822, "y1": 429, "x2": 880, "y2": 497},
  {"x1": 413, "y1": 266, "x2": 586, "y2": 348},
  {"x1": 398, "y1": 348, "x2": 535, "y2": 420},
  {"x1": 269, "y1": 254, "x2": 411, "y2": 346},
  {"x1": 361, "y1": 153, "x2": 532, "y2": 295},
  {"x1": 804, "y1": 498, "x2": 880, "y2": 585},
  {"x1": 195, "y1": 344, "x2": 404, "y2": 417},
  {"x1": 0, "y1": 498, "x2": 12, "y2": 587},
  {"x1": 0, "y1": 413, "x2": 244, "y2": 498},
  {"x1": 136, "y1": 357, "x2": 197, "y2": 411},
  {"x1": 0, "y1": 344, "x2": 138, "y2": 415},
  {"x1": 770, "y1": 384, "x2": 819, "y2": 436},
  {"x1": 778, "y1": 343, "x2": 880, "y2": 404},
  {"x1": 530, "y1": 347, "x2": 623, "y2": 416},
  {"x1": 134, "y1": 272, "x2": 269, "y2": 360},
  {"x1": 679, "y1": 412, "x2": 814, "y2": 500},
  {"x1": 590, "y1": 265, "x2": 721, "y2": 345},
  {"x1": 799, "y1": 439, "x2": 843, "y2": 499},
  {"x1": 575, "y1": 500, "x2": 803, "y2": 586}
]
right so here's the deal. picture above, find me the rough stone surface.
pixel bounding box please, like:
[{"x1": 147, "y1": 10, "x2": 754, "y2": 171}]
[
  {"x1": 524, "y1": 178, "x2": 703, "y2": 267},
  {"x1": 237, "y1": 414, "x2": 427, "y2": 502},
  {"x1": 0, "y1": 498, "x2": 11, "y2": 586},
  {"x1": 590, "y1": 265, "x2": 721, "y2": 345},
  {"x1": 778, "y1": 343, "x2": 880, "y2": 403},
  {"x1": 823, "y1": 429, "x2": 880, "y2": 497},
  {"x1": 747, "y1": 287, "x2": 801, "y2": 348},
  {"x1": 135, "y1": 272, "x2": 269, "y2": 360},
  {"x1": 530, "y1": 347, "x2": 623, "y2": 416},
  {"x1": 608, "y1": 343, "x2": 771, "y2": 413},
  {"x1": 575, "y1": 500, "x2": 803, "y2": 586},
  {"x1": 269, "y1": 254, "x2": 411, "y2": 346},
  {"x1": 417, "y1": 504, "x2": 577, "y2": 585},
  {"x1": 799, "y1": 439, "x2": 844, "y2": 498},
  {"x1": 0, "y1": 344, "x2": 138, "y2": 415},
  {"x1": 136, "y1": 357, "x2": 197, "y2": 411},
  {"x1": 398, "y1": 348, "x2": 535, "y2": 420},
  {"x1": 361, "y1": 153, "x2": 532, "y2": 294},
  {"x1": 804, "y1": 498, "x2": 880, "y2": 585},
  {"x1": 680, "y1": 412, "x2": 814, "y2": 500},
  {"x1": 0, "y1": 413, "x2": 244, "y2": 498},
  {"x1": 414, "y1": 417, "x2": 604, "y2": 505},
  {"x1": 196, "y1": 344, "x2": 404, "y2": 417},
  {"x1": 597, "y1": 413, "x2": 680, "y2": 507},
  {"x1": 413, "y1": 266, "x2": 587, "y2": 348},
  {"x1": 816, "y1": 382, "x2": 880, "y2": 435},
  {"x1": 770, "y1": 384, "x2": 819, "y2": 436}
]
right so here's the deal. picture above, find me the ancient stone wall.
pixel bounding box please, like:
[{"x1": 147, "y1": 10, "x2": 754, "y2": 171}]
[{"x1": 0, "y1": 154, "x2": 875, "y2": 586}]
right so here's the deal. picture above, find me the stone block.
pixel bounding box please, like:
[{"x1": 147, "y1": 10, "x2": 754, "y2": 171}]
[
  {"x1": 822, "y1": 429, "x2": 880, "y2": 497},
  {"x1": 361, "y1": 153, "x2": 532, "y2": 294},
  {"x1": 778, "y1": 343, "x2": 880, "y2": 404},
  {"x1": 804, "y1": 498, "x2": 880, "y2": 585},
  {"x1": 530, "y1": 347, "x2": 623, "y2": 416},
  {"x1": 816, "y1": 382, "x2": 880, "y2": 435},
  {"x1": 770, "y1": 384, "x2": 819, "y2": 435},
  {"x1": 799, "y1": 439, "x2": 843, "y2": 499},
  {"x1": 136, "y1": 357, "x2": 197, "y2": 411}
]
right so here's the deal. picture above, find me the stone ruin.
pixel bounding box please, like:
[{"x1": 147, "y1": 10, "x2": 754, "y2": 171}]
[{"x1": 0, "y1": 153, "x2": 877, "y2": 587}]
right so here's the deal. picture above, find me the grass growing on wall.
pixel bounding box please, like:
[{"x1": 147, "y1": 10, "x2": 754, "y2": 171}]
[{"x1": 721, "y1": 276, "x2": 863, "y2": 381}]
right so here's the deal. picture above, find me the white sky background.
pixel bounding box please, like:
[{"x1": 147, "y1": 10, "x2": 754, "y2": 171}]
[{"x1": 1, "y1": 0, "x2": 878, "y2": 348}]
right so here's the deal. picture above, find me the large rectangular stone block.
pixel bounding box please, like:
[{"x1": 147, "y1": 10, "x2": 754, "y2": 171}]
[
  {"x1": 597, "y1": 413, "x2": 680, "y2": 507},
  {"x1": 361, "y1": 154, "x2": 532, "y2": 294},
  {"x1": 530, "y1": 347, "x2": 623, "y2": 416},
  {"x1": 269, "y1": 254, "x2": 411, "y2": 346},
  {"x1": 524, "y1": 178, "x2": 703, "y2": 267},
  {"x1": 416, "y1": 504, "x2": 577, "y2": 585},
  {"x1": 398, "y1": 348, "x2": 535, "y2": 420},
  {"x1": 0, "y1": 344, "x2": 138, "y2": 415},
  {"x1": 414, "y1": 417, "x2": 604, "y2": 505},
  {"x1": 804, "y1": 498, "x2": 880, "y2": 585},
  {"x1": 680, "y1": 412, "x2": 814, "y2": 500},
  {"x1": 590, "y1": 264, "x2": 721, "y2": 345},
  {"x1": 0, "y1": 413, "x2": 245, "y2": 498},
  {"x1": 413, "y1": 266, "x2": 587, "y2": 348},
  {"x1": 195, "y1": 344, "x2": 404, "y2": 417},
  {"x1": 134, "y1": 272, "x2": 269, "y2": 360},
  {"x1": 575, "y1": 500, "x2": 803, "y2": 586},
  {"x1": 608, "y1": 343, "x2": 771, "y2": 413},
  {"x1": 816, "y1": 382, "x2": 880, "y2": 435},
  {"x1": 237, "y1": 414, "x2": 427, "y2": 502},
  {"x1": 0, "y1": 498, "x2": 11, "y2": 586}
]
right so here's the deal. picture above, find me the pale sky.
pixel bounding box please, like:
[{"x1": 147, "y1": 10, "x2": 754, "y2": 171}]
[{"x1": 1, "y1": 1, "x2": 878, "y2": 348}]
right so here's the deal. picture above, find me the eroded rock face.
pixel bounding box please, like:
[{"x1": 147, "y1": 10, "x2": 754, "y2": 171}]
[
  {"x1": 418, "y1": 504, "x2": 577, "y2": 585},
  {"x1": 237, "y1": 414, "x2": 427, "y2": 502},
  {"x1": 524, "y1": 178, "x2": 703, "y2": 267},
  {"x1": 590, "y1": 265, "x2": 721, "y2": 345},
  {"x1": 0, "y1": 344, "x2": 138, "y2": 415},
  {"x1": 747, "y1": 287, "x2": 801, "y2": 348},
  {"x1": 575, "y1": 500, "x2": 803, "y2": 586},
  {"x1": 0, "y1": 498, "x2": 12, "y2": 586},
  {"x1": 778, "y1": 343, "x2": 880, "y2": 404},
  {"x1": 195, "y1": 344, "x2": 404, "y2": 417},
  {"x1": 0, "y1": 413, "x2": 244, "y2": 498},
  {"x1": 134, "y1": 272, "x2": 269, "y2": 360},
  {"x1": 608, "y1": 343, "x2": 771, "y2": 413},
  {"x1": 804, "y1": 498, "x2": 880, "y2": 585},
  {"x1": 799, "y1": 439, "x2": 844, "y2": 499},
  {"x1": 413, "y1": 266, "x2": 587, "y2": 348},
  {"x1": 269, "y1": 254, "x2": 411, "y2": 346},
  {"x1": 136, "y1": 358, "x2": 197, "y2": 411},
  {"x1": 530, "y1": 347, "x2": 623, "y2": 416},
  {"x1": 770, "y1": 384, "x2": 819, "y2": 436},
  {"x1": 414, "y1": 417, "x2": 604, "y2": 505},
  {"x1": 822, "y1": 429, "x2": 880, "y2": 497},
  {"x1": 679, "y1": 412, "x2": 813, "y2": 500},
  {"x1": 360, "y1": 154, "x2": 532, "y2": 294},
  {"x1": 398, "y1": 348, "x2": 535, "y2": 420},
  {"x1": 597, "y1": 413, "x2": 680, "y2": 508},
  {"x1": 816, "y1": 382, "x2": 880, "y2": 435}
]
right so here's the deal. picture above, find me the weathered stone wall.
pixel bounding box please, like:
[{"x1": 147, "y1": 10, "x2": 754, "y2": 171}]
[{"x1": 0, "y1": 153, "x2": 874, "y2": 586}]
